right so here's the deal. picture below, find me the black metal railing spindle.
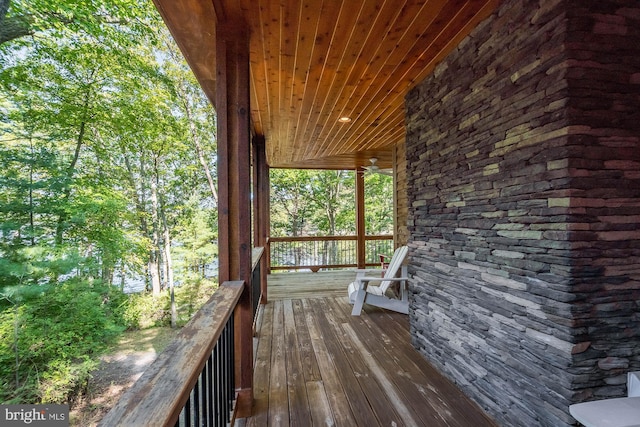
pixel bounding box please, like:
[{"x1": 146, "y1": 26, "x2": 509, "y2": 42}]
[
  {"x1": 268, "y1": 235, "x2": 393, "y2": 271},
  {"x1": 172, "y1": 312, "x2": 236, "y2": 427}
]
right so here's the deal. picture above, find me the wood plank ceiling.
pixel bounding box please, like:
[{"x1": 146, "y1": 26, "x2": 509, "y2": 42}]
[{"x1": 153, "y1": 0, "x2": 500, "y2": 170}]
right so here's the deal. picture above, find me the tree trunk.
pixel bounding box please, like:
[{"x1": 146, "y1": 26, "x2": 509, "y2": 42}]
[
  {"x1": 55, "y1": 79, "x2": 93, "y2": 245},
  {"x1": 122, "y1": 152, "x2": 153, "y2": 292},
  {"x1": 162, "y1": 210, "x2": 176, "y2": 328},
  {"x1": 28, "y1": 138, "x2": 35, "y2": 246},
  {"x1": 149, "y1": 158, "x2": 162, "y2": 296},
  {"x1": 0, "y1": 14, "x2": 34, "y2": 46},
  {"x1": 0, "y1": 0, "x2": 9, "y2": 24},
  {"x1": 180, "y1": 85, "x2": 218, "y2": 203}
]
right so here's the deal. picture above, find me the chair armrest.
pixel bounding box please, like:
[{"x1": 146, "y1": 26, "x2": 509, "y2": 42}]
[
  {"x1": 356, "y1": 276, "x2": 409, "y2": 283},
  {"x1": 355, "y1": 269, "x2": 385, "y2": 275}
]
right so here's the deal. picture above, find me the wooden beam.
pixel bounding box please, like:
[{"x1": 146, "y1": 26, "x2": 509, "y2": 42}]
[
  {"x1": 216, "y1": 21, "x2": 253, "y2": 417},
  {"x1": 356, "y1": 170, "x2": 365, "y2": 269},
  {"x1": 252, "y1": 134, "x2": 269, "y2": 303}
]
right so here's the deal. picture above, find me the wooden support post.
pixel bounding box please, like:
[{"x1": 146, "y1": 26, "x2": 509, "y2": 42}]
[
  {"x1": 216, "y1": 23, "x2": 253, "y2": 418},
  {"x1": 356, "y1": 170, "x2": 366, "y2": 269},
  {"x1": 252, "y1": 135, "x2": 269, "y2": 303}
]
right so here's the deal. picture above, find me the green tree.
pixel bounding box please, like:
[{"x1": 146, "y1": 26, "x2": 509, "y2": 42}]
[
  {"x1": 0, "y1": 0, "x2": 219, "y2": 403},
  {"x1": 0, "y1": 0, "x2": 150, "y2": 47},
  {"x1": 270, "y1": 168, "x2": 393, "y2": 266},
  {"x1": 364, "y1": 172, "x2": 393, "y2": 234}
]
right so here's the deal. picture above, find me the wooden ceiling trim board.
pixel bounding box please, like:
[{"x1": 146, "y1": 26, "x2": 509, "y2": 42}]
[
  {"x1": 318, "y1": 0, "x2": 410, "y2": 157},
  {"x1": 247, "y1": 0, "x2": 272, "y2": 137},
  {"x1": 296, "y1": 0, "x2": 358, "y2": 159},
  {"x1": 292, "y1": 0, "x2": 337, "y2": 160},
  {"x1": 347, "y1": 112, "x2": 401, "y2": 156},
  {"x1": 154, "y1": 0, "x2": 502, "y2": 170},
  {"x1": 261, "y1": 0, "x2": 286, "y2": 163},
  {"x1": 305, "y1": 0, "x2": 404, "y2": 160},
  {"x1": 325, "y1": 3, "x2": 438, "y2": 158},
  {"x1": 325, "y1": 0, "x2": 449, "y2": 157},
  {"x1": 265, "y1": 1, "x2": 315, "y2": 162},
  {"x1": 255, "y1": 0, "x2": 276, "y2": 159},
  {"x1": 328, "y1": 0, "x2": 499, "y2": 166},
  {"x1": 279, "y1": 3, "x2": 295, "y2": 152},
  {"x1": 278, "y1": 0, "x2": 306, "y2": 165},
  {"x1": 152, "y1": 0, "x2": 218, "y2": 107}
]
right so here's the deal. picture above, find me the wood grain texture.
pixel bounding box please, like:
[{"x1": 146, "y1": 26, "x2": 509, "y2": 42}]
[
  {"x1": 152, "y1": 0, "x2": 500, "y2": 170},
  {"x1": 99, "y1": 282, "x2": 244, "y2": 427},
  {"x1": 246, "y1": 272, "x2": 498, "y2": 426}
]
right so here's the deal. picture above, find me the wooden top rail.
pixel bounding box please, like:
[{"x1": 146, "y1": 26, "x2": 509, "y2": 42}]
[
  {"x1": 269, "y1": 234, "x2": 393, "y2": 242},
  {"x1": 98, "y1": 281, "x2": 245, "y2": 427},
  {"x1": 252, "y1": 246, "x2": 264, "y2": 271}
]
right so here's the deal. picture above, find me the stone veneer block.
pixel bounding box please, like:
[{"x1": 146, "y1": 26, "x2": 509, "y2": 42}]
[{"x1": 405, "y1": 1, "x2": 640, "y2": 426}]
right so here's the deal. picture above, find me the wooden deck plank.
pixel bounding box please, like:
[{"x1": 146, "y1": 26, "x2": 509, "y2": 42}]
[
  {"x1": 365, "y1": 309, "x2": 496, "y2": 426},
  {"x1": 342, "y1": 322, "x2": 420, "y2": 425},
  {"x1": 326, "y1": 297, "x2": 437, "y2": 426},
  {"x1": 282, "y1": 299, "x2": 312, "y2": 426},
  {"x1": 267, "y1": 301, "x2": 289, "y2": 426},
  {"x1": 317, "y1": 298, "x2": 405, "y2": 426},
  {"x1": 291, "y1": 299, "x2": 322, "y2": 381},
  {"x1": 301, "y1": 298, "x2": 357, "y2": 426},
  {"x1": 247, "y1": 271, "x2": 497, "y2": 426},
  {"x1": 308, "y1": 299, "x2": 383, "y2": 426},
  {"x1": 306, "y1": 380, "x2": 335, "y2": 427},
  {"x1": 246, "y1": 302, "x2": 273, "y2": 427}
]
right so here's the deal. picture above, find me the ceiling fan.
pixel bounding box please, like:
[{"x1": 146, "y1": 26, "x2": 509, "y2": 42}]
[{"x1": 361, "y1": 157, "x2": 393, "y2": 176}]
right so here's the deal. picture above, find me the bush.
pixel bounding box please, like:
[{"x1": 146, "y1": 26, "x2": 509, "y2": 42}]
[
  {"x1": 116, "y1": 278, "x2": 218, "y2": 330},
  {"x1": 0, "y1": 279, "x2": 125, "y2": 404},
  {"x1": 0, "y1": 276, "x2": 218, "y2": 405}
]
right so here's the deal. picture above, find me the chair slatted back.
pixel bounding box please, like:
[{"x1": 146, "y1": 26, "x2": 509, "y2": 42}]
[{"x1": 379, "y1": 246, "x2": 408, "y2": 293}]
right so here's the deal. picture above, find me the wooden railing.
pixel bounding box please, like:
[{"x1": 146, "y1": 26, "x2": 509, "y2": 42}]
[
  {"x1": 251, "y1": 247, "x2": 265, "y2": 316},
  {"x1": 99, "y1": 281, "x2": 244, "y2": 427},
  {"x1": 268, "y1": 234, "x2": 393, "y2": 271}
]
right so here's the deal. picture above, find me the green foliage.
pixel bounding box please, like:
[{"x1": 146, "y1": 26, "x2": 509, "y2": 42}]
[
  {"x1": 0, "y1": 279, "x2": 125, "y2": 404},
  {"x1": 115, "y1": 279, "x2": 217, "y2": 330},
  {"x1": 0, "y1": 0, "x2": 220, "y2": 405},
  {"x1": 364, "y1": 172, "x2": 393, "y2": 234},
  {"x1": 270, "y1": 169, "x2": 393, "y2": 237}
]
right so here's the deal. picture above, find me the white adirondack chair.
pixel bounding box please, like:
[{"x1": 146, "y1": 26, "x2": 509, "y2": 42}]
[{"x1": 348, "y1": 245, "x2": 409, "y2": 316}]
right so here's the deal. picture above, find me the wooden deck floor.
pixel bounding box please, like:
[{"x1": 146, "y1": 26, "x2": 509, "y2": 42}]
[{"x1": 245, "y1": 271, "x2": 496, "y2": 427}]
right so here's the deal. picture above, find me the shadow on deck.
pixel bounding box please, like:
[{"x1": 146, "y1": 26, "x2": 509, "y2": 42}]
[{"x1": 245, "y1": 270, "x2": 496, "y2": 426}]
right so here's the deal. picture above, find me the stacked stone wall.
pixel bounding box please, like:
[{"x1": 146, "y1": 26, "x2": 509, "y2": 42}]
[
  {"x1": 563, "y1": 0, "x2": 640, "y2": 402},
  {"x1": 405, "y1": 1, "x2": 640, "y2": 426}
]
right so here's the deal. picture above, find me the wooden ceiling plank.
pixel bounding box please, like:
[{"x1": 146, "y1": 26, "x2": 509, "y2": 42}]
[
  {"x1": 408, "y1": 0, "x2": 501, "y2": 92},
  {"x1": 319, "y1": 0, "x2": 449, "y2": 158},
  {"x1": 158, "y1": 0, "x2": 501, "y2": 169},
  {"x1": 302, "y1": 0, "x2": 406, "y2": 160},
  {"x1": 289, "y1": 0, "x2": 330, "y2": 163},
  {"x1": 323, "y1": 0, "x2": 492, "y2": 159},
  {"x1": 296, "y1": 0, "x2": 357, "y2": 160},
  {"x1": 347, "y1": 0, "x2": 499, "y2": 155},
  {"x1": 250, "y1": 0, "x2": 276, "y2": 137},
  {"x1": 265, "y1": 0, "x2": 320, "y2": 165},
  {"x1": 290, "y1": 0, "x2": 348, "y2": 164}
]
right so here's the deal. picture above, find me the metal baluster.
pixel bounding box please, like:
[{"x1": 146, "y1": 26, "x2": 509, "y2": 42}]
[
  {"x1": 214, "y1": 340, "x2": 221, "y2": 426},
  {"x1": 193, "y1": 377, "x2": 200, "y2": 427},
  {"x1": 207, "y1": 352, "x2": 214, "y2": 427}
]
